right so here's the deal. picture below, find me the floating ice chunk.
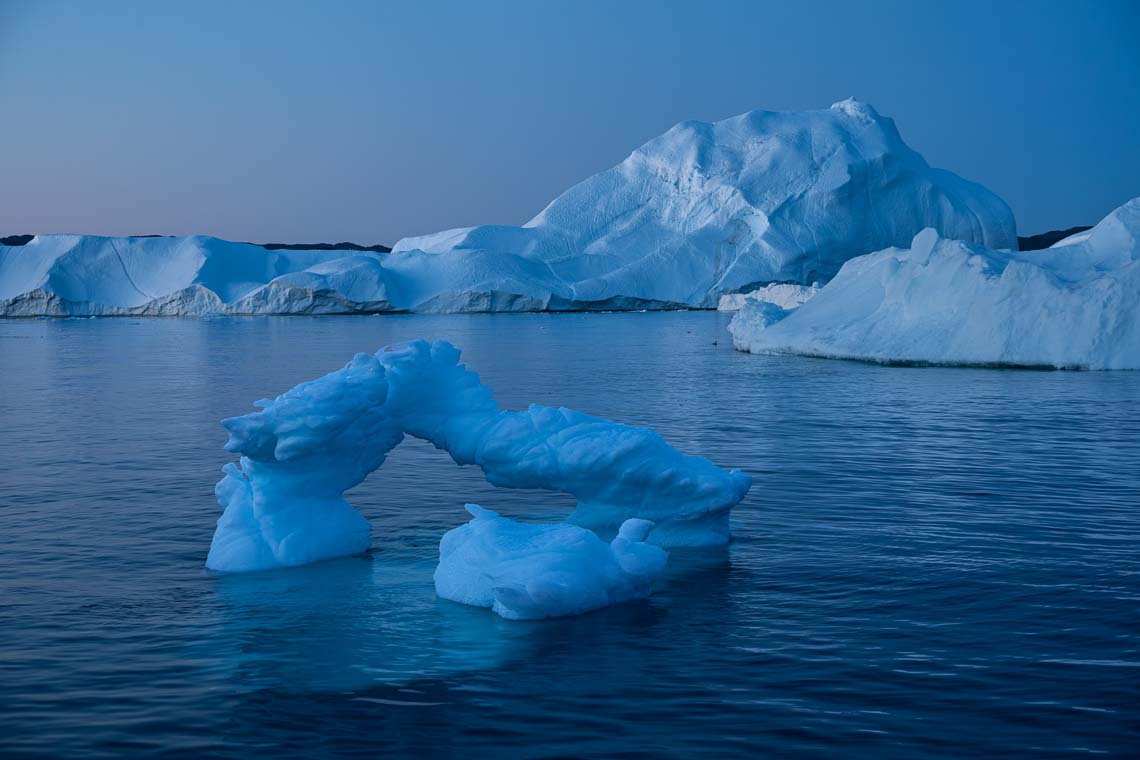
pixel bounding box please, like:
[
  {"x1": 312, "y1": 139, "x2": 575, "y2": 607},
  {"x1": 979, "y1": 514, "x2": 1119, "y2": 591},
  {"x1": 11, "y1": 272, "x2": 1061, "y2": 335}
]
[
  {"x1": 728, "y1": 197, "x2": 1140, "y2": 370},
  {"x1": 207, "y1": 340, "x2": 751, "y2": 572},
  {"x1": 717, "y1": 282, "x2": 821, "y2": 311},
  {"x1": 434, "y1": 505, "x2": 668, "y2": 620},
  {"x1": 726, "y1": 300, "x2": 797, "y2": 344}
]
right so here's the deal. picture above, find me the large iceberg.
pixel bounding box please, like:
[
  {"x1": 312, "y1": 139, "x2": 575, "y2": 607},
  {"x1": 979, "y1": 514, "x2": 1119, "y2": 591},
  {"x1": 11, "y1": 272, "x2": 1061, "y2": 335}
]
[
  {"x1": 207, "y1": 339, "x2": 751, "y2": 573},
  {"x1": 1, "y1": 100, "x2": 1015, "y2": 316},
  {"x1": 434, "y1": 504, "x2": 668, "y2": 620},
  {"x1": 728, "y1": 197, "x2": 1140, "y2": 370}
]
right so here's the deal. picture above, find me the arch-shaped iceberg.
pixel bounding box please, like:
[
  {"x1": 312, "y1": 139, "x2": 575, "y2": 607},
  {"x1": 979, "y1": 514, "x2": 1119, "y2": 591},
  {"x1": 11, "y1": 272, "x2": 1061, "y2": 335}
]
[{"x1": 206, "y1": 339, "x2": 752, "y2": 573}]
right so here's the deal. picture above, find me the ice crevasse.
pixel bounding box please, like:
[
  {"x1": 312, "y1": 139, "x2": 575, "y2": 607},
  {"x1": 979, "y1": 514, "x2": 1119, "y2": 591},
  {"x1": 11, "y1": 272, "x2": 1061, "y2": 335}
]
[
  {"x1": 207, "y1": 339, "x2": 752, "y2": 579},
  {"x1": 728, "y1": 197, "x2": 1140, "y2": 370}
]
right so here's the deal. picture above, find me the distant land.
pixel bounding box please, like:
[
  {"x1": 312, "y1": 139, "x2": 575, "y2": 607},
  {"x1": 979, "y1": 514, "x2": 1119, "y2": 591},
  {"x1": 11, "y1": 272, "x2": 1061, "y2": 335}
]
[
  {"x1": 0, "y1": 234, "x2": 391, "y2": 254},
  {"x1": 1017, "y1": 226, "x2": 1092, "y2": 251},
  {"x1": 253, "y1": 241, "x2": 392, "y2": 253},
  {"x1": 2, "y1": 229, "x2": 1089, "y2": 254}
]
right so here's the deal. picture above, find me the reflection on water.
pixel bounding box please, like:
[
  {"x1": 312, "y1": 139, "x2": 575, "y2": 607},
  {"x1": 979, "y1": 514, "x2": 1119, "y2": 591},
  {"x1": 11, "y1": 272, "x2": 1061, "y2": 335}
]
[
  {"x1": 207, "y1": 555, "x2": 533, "y2": 692},
  {"x1": 206, "y1": 538, "x2": 730, "y2": 694},
  {"x1": 1, "y1": 313, "x2": 1138, "y2": 757}
]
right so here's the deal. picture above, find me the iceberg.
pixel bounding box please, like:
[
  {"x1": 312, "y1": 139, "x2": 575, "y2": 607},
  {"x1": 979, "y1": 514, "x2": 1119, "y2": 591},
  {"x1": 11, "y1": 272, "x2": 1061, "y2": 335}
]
[
  {"x1": 0, "y1": 235, "x2": 396, "y2": 317},
  {"x1": 2, "y1": 100, "x2": 1015, "y2": 316},
  {"x1": 207, "y1": 339, "x2": 751, "y2": 573},
  {"x1": 728, "y1": 197, "x2": 1140, "y2": 370},
  {"x1": 391, "y1": 98, "x2": 1014, "y2": 310},
  {"x1": 434, "y1": 504, "x2": 668, "y2": 620},
  {"x1": 716, "y1": 282, "x2": 820, "y2": 312}
]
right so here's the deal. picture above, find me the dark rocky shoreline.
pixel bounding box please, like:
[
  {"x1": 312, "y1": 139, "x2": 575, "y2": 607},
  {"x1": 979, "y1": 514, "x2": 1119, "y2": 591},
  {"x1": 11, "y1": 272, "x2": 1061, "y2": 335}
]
[{"x1": 0, "y1": 234, "x2": 391, "y2": 253}]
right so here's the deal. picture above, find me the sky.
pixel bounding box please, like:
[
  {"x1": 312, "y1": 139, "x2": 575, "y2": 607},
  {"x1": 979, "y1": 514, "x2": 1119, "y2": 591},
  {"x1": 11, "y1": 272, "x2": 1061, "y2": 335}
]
[{"x1": 1, "y1": 0, "x2": 1137, "y2": 244}]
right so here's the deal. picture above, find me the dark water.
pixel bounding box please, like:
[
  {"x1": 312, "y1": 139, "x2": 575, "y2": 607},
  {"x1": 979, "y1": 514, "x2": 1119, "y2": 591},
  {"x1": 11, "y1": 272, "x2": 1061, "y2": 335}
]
[{"x1": 1, "y1": 313, "x2": 1138, "y2": 758}]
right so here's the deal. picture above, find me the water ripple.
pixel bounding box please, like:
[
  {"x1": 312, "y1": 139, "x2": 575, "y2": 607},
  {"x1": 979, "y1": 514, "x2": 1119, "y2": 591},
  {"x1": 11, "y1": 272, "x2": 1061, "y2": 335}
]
[{"x1": 1, "y1": 313, "x2": 1138, "y2": 757}]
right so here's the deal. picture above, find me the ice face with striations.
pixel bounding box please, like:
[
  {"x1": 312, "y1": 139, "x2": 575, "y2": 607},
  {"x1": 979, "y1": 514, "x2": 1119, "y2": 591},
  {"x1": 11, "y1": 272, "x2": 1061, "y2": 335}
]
[
  {"x1": 434, "y1": 505, "x2": 668, "y2": 620},
  {"x1": 207, "y1": 340, "x2": 751, "y2": 573},
  {"x1": 1, "y1": 100, "x2": 1015, "y2": 316},
  {"x1": 0, "y1": 235, "x2": 394, "y2": 317},
  {"x1": 728, "y1": 197, "x2": 1140, "y2": 370},
  {"x1": 392, "y1": 98, "x2": 1014, "y2": 311}
]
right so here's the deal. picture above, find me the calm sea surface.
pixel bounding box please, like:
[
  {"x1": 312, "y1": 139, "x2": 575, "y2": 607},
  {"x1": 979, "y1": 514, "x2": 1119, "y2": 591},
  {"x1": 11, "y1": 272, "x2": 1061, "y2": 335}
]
[{"x1": 1, "y1": 313, "x2": 1138, "y2": 758}]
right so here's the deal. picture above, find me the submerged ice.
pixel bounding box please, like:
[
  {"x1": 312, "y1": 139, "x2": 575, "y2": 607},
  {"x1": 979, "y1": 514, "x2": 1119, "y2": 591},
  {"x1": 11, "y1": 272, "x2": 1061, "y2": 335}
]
[
  {"x1": 207, "y1": 339, "x2": 751, "y2": 573},
  {"x1": 434, "y1": 505, "x2": 668, "y2": 620},
  {"x1": 728, "y1": 197, "x2": 1140, "y2": 370},
  {"x1": 2, "y1": 100, "x2": 1014, "y2": 316}
]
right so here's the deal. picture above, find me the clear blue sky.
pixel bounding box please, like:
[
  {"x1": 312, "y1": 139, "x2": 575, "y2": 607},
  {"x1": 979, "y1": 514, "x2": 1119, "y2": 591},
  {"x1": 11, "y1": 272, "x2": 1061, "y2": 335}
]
[{"x1": 1, "y1": 0, "x2": 1137, "y2": 243}]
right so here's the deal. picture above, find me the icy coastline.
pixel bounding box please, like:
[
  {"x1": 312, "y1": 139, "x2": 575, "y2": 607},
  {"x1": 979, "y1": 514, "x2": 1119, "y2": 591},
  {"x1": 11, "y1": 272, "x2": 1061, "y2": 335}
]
[{"x1": 1, "y1": 100, "x2": 1014, "y2": 317}]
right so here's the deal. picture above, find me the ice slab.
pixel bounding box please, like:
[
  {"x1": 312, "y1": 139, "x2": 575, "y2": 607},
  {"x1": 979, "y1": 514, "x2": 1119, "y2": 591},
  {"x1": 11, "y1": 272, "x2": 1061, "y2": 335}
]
[
  {"x1": 434, "y1": 505, "x2": 668, "y2": 620},
  {"x1": 728, "y1": 197, "x2": 1140, "y2": 370}
]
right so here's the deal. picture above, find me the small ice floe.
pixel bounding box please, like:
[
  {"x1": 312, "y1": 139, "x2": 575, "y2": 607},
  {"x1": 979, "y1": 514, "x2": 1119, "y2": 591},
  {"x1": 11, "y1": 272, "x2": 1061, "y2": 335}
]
[{"x1": 434, "y1": 505, "x2": 668, "y2": 620}]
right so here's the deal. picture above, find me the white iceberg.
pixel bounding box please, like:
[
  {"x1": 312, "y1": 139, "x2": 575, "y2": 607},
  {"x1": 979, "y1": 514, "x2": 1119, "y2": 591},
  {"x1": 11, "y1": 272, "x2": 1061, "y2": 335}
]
[
  {"x1": 2, "y1": 100, "x2": 1015, "y2": 316},
  {"x1": 728, "y1": 197, "x2": 1140, "y2": 370},
  {"x1": 0, "y1": 235, "x2": 393, "y2": 316},
  {"x1": 716, "y1": 282, "x2": 820, "y2": 312},
  {"x1": 207, "y1": 339, "x2": 751, "y2": 573},
  {"x1": 434, "y1": 504, "x2": 668, "y2": 620}
]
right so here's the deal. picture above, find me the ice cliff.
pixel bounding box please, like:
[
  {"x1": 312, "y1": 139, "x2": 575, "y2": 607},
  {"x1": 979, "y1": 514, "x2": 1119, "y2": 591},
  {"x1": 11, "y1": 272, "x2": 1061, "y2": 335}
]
[
  {"x1": 1, "y1": 100, "x2": 1015, "y2": 316},
  {"x1": 434, "y1": 505, "x2": 668, "y2": 620},
  {"x1": 207, "y1": 339, "x2": 751, "y2": 573},
  {"x1": 728, "y1": 197, "x2": 1140, "y2": 370}
]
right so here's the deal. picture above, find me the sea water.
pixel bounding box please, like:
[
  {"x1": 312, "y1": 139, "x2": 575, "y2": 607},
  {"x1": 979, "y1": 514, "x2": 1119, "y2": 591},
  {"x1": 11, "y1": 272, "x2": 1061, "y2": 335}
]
[{"x1": 1, "y1": 313, "x2": 1137, "y2": 757}]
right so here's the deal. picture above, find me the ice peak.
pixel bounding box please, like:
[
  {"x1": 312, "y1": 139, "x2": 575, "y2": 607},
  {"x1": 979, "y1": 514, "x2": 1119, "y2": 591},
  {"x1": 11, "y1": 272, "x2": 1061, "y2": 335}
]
[
  {"x1": 830, "y1": 97, "x2": 879, "y2": 120},
  {"x1": 909, "y1": 227, "x2": 942, "y2": 263}
]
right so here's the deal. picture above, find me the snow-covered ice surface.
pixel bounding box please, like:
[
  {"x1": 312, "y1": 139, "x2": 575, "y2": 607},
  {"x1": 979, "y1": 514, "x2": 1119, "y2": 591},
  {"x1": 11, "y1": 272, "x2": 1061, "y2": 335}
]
[
  {"x1": 434, "y1": 504, "x2": 668, "y2": 620},
  {"x1": 1, "y1": 100, "x2": 1015, "y2": 316},
  {"x1": 729, "y1": 197, "x2": 1140, "y2": 370},
  {"x1": 207, "y1": 339, "x2": 751, "y2": 573},
  {"x1": 716, "y1": 282, "x2": 820, "y2": 311},
  {"x1": 0, "y1": 235, "x2": 394, "y2": 316}
]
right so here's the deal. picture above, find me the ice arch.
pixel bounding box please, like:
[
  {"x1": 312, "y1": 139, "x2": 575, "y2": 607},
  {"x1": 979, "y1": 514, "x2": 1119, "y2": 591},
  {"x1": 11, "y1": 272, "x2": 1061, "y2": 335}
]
[{"x1": 206, "y1": 340, "x2": 752, "y2": 573}]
